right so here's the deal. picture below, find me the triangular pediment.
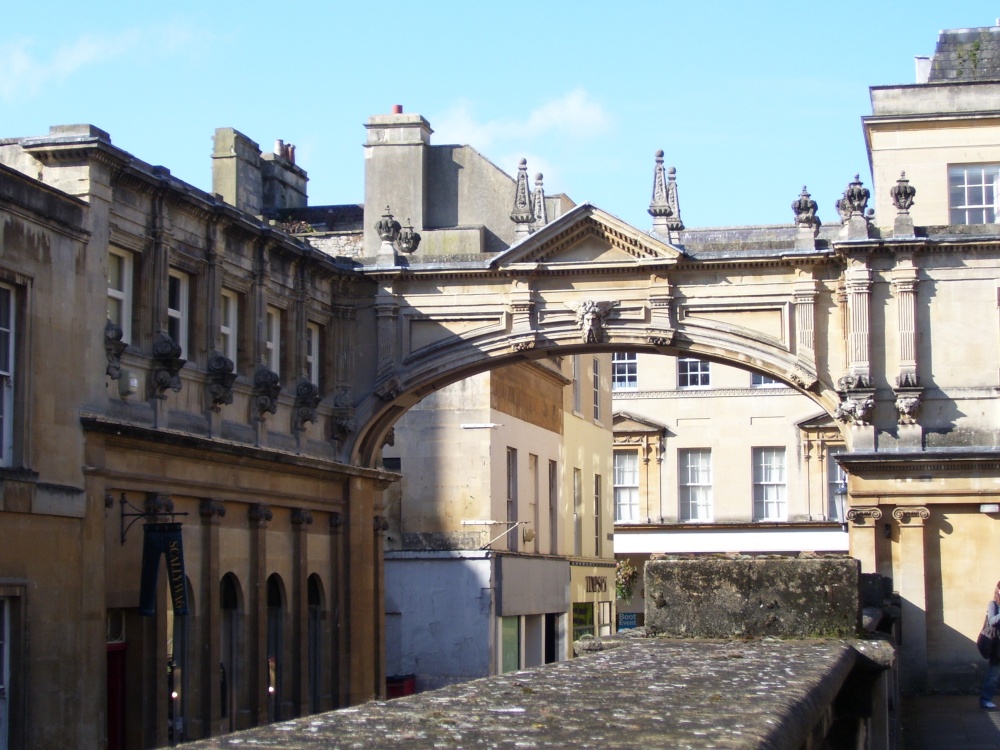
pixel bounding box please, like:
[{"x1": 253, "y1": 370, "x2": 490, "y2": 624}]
[
  {"x1": 613, "y1": 411, "x2": 669, "y2": 435},
  {"x1": 492, "y1": 203, "x2": 684, "y2": 270}
]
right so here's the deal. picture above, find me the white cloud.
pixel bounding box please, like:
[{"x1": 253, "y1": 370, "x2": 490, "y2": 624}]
[
  {"x1": 0, "y1": 23, "x2": 211, "y2": 102},
  {"x1": 432, "y1": 88, "x2": 613, "y2": 150}
]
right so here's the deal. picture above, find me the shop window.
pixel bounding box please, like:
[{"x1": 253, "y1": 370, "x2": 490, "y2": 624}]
[
  {"x1": 501, "y1": 616, "x2": 520, "y2": 674},
  {"x1": 572, "y1": 602, "x2": 594, "y2": 640}
]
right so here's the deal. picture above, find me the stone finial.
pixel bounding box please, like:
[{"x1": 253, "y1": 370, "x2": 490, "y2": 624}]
[
  {"x1": 397, "y1": 219, "x2": 421, "y2": 254},
  {"x1": 792, "y1": 186, "x2": 821, "y2": 229},
  {"x1": 891, "y1": 172, "x2": 916, "y2": 213},
  {"x1": 836, "y1": 174, "x2": 870, "y2": 222},
  {"x1": 375, "y1": 205, "x2": 401, "y2": 244},
  {"x1": 532, "y1": 173, "x2": 547, "y2": 229},
  {"x1": 649, "y1": 151, "x2": 684, "y2": 240},
  {"x1": 510, "y1": 159, "x2": 534, "y2": 237}
]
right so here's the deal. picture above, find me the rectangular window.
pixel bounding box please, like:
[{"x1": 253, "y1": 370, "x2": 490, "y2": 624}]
[
  {"x1": 949, "y1": 164, "x2": 1000, "y2": 224},
  {"x1": 614, "y1": 450, "x2": 640, "y2": 522},
  {"x1": 592, "y1": 358, "x2": 601, "y2": 421},
  {"x1": 753, "y1": 447, "x2": 787, "y2": 521},
  {"x1": 529, "y1": 454, "x2": 539, "y2": 554},
  {"x1": 572, "y1": 602, "x2": 594, "y2": 640},
  {"x1": 593, "y1": 474, "x2": 602, "y2": 556},
  {"x1": 220, "y1": 289, "x2": 239, "y2": 365},
  {"x1": 827, "y1": 446, "x2": 846, "y2": 522},
  {"x1": 678, "y1": 357, "x2": 710, "y2": 388},
  {"x1": 548, "y1": 460, "x2": 558, "y2": 554},
  {"x1": 0, "y1": 285, "x2": 15, "y2": 467},
  {"x1": 573, "y1": 468, "x2": 582, "y2": 557},
  {"x1": 751, "y1": 371, "x2": 785, "y2": 387},
  {"x1": 107, "y1": 248, "x2": 132, "y2": 342},
  {"x1": 306, "y1": 322, "x2": 321, "y2": 386},
  {"x1": 611, "y1": 352, "x2": 637, "y2": 390},
  {"x1": 167, "y1": 270, "x2": 189, "y2": 357},
  {"x1": 572, "y1": 356, "x2": 581, "y2": 413},
  {"x1": 679, "y1": 449, "x2": 712, "y2": 521},
  {"x1": 501, "y1": 616, "x2": 521, "y2": 673},
  {"x1": 507, "y1": 447, "x2": 518, "y2": 552},
  {"x1": 265, "y1": 306, "x2": 282, "y2": 375},
  {"x1": 598, "y1": 601, "x2": 613, "y2": 637}
]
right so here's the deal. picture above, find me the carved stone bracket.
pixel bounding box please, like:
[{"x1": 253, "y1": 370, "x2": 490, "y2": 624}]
[
  {"x1": 837, "y1": 373, "x2": 872, "y2": 392},
  {"x1": 835, "y1": 394, "x2": 875, "y2": 426},
  {"x1": 785, "y1": 366, "x2": 818, "y2": 392},
  {"x1": 291, "y1": 508, "x2": 314, "y2": 526},
  {"x1": 329, "y1": 511, "x2": 344, "y2": 532},
  {"x1": 206, "y1": 354, "x2": 237, "y2": 412},
  {"x1": 331, "y1": 412, "x2": 356, "y2": 442},
  {"x1": 374, "y1": 376, "x2": 401, "y2": 402},
  {"x1": 373, "y1": 515, "x2": 390, "y2": 533},
  {"x1": 894, "y1": 389, "x2": 922, "y2": 426},
  {"x1": 566, "y1": 300, "x2": 619, "y2": 343},
  {"x1": 251, "y1": 365, "x2": 281, "y2": 422},
  {"x1": 248, "y1": 503, "x2": 273, "y2": 528},
  {"x1": 512, "y1": 339, "x2": 536, "y2": 352},
  {"x1": 382, "y1": 427, "x2": 395, "y2": 449},
  {"x1": 647, "y1": 330, "x2": 675, "y2": 347},
  {"x1": 146, "y1": 492, "x2": 174, "y2": 515},
  {"x1": 151, "y1": 332, "x2": 186, "y2": 399},
  {"x1": 891, "y1": 506, "x2": 930, "y2": 526},
  {"x1": 199, "y1": 499, "x2": 226, "y2": 524},
  {"x1": 293, "y1": 380, "x2": 321, "y2": 431},
  {"x1": 105, "y1": 319, "x2": 128, "y2": 380},
  {"x1": 846, "y1": 506, "x2": 883, "y2": 525}
]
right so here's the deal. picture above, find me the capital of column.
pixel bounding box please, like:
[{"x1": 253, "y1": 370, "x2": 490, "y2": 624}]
[
  {"x1": 891, "y1": 506, "x2": 930, "y2": 527},
  {"x1": 846, "y1": 506, "x2": 883, "y2": 525}
]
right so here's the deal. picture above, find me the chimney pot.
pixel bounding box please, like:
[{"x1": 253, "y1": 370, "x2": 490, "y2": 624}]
[{"x1": 392, "y1": 104, "x2": 403, "y2": 114}]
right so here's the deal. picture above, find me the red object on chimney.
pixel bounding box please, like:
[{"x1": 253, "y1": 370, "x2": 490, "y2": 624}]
[{"x1": 392, "y1": 104, "x2": 403, "y2": 114}]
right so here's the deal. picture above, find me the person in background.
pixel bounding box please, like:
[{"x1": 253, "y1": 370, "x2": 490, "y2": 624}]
[{"x1": 981, "y1": 581, "x2": 1000, "y2": 709}]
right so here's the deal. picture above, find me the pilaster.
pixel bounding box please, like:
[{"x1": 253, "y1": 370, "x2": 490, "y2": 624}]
[
  {"x1": 199, "y1": 500, "x2": 225, "y2": 737},
  {"x1": 892, "y1": 505, "x2": 930, "y2": 692},
  {"x1": 291, "y1": 508, "x2": 313, "y2": 716},
  {"x1": 248, "y1": 503, "x2": 272, "y2": 725},
  {"x1": 846, "y1": 506, "x2": 883, "y2": 574}
]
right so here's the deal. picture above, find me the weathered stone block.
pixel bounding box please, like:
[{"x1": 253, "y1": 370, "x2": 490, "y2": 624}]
[{"x1": 644, "y1": 555, "x2": 860, "y2": 638}]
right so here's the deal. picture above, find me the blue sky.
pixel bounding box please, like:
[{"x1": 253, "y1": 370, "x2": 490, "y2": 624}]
[{"x1": 3, "y1": 2, "x2": 998, "y2": 229}]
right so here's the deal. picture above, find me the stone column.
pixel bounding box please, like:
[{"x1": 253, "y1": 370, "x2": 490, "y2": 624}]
[
  {"x1": 891, "y1": 260, "x2": 923, "y2": 448},
  {"x1": 328, "y1": 511, "x2": 346, "y2": 710},
  {"x1": 199, "y1": 500, "x2": 225, "y2": 737},
  {"x1": 291, "y1": 508, "x2": 313, "y2": 716},
  {"x1": 345, "y1": 477, "x2": 379, "y2": 704},
  {"x1": 248, "y1": 504, "x2": 272, "y2": 726},
  {"x1": 892, "y1": 506, "x2": 930, "y2": 693},
  {"x1": 846, "y1": 506, "x2": 883, "y2": 574}
]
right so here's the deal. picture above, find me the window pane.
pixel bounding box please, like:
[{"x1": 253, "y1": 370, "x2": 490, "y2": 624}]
[{"x1": 679, "y1": 449, "x2": 712, "y2": 521}]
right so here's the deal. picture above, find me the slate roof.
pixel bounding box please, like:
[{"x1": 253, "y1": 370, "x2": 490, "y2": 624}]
[{"x1": 928, "y1": 26, "x2": 1000, "y2": 82}]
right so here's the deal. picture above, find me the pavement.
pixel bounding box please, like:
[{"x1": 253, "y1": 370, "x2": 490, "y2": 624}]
[{"x1": 902, "y1": 695, "x2": 1000, "y2": 749}]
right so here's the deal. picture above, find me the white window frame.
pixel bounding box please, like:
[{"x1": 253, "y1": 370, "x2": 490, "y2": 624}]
[
  {"x1": 949, "y1": 164, "x2": 1000, "y2": 225},
  {"x1": 572, "y1": 356, "x2": 581, "y2": 413},
  {"x1": 593, "y1": 474, "x2": 602, "y2": 556},
  {"x1": 506, "y1": 447, "x2": 518, "y2": 552},
  {"x1": 679, "y1": 448, "x2": 712, "y2": 521},
  {"x1": 573, "y1": 468, "x2": 582, "y2": 557},
  {"x1": 265, "y1": 306, "x2": 282, "y2": 375},
  {"x1": 592, "y1": 358, "x2": 601, "y2": 422},
  {"x1": 107, "y1": 248, "x2": 132, "y2": 342},
  {"x1": 678, "y1": 357, "x2": 710, "y2": 388},
  {"x1": 220, "y1": 289, "x2": 239, "y2": 365},
  {"x1": 753, "y1": 447, "x2": 787, "y2": 521},
  {"x1": 826, "y1": 445, "x2": 847, "y2": 522},
  {"x1": 0, "y1": 285, "x2": 15, "y2": 468},
  {"x1": 612, "y1": 352, "x2": 637, "y2": 391},
  {"x1": 751, "y1": 371, "x2": 786, "y2": 388},
  {"x1": 613, "y1": 449, "x2": 640, "y2": 523},
  {"x1": 306, "y1": 322, "x2": 321, "y2": 386},
  {"x1": 167, "y1": 270, "x2": 189, "y2": 357}
]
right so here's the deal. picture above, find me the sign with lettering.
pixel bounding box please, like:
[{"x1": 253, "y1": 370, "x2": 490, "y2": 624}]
[
  {"x1": 585, "y1": 576, "x2": 608, "y2": 593},
  {"x1": 618, "y1": 612, "x2": 638, "y2": 630},
  {"x1": 139, "y1": 522, "x2": 189, "y2": 616}
]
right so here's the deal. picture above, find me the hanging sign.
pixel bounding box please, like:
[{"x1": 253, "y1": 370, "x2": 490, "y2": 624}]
[{"x1": 138, "y1": 522, "x2": 189, "y2": 616}]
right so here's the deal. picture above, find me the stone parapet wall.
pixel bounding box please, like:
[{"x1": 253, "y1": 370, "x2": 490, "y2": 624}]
[{"x1": 644, "y1": 555, "x2": 861, "y2": 638}]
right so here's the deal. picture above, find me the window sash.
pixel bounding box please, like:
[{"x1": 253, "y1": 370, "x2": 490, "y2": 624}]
[
  {"x1": 107, "y1": 248, "x2": 132, "y2": 342},
  {"x1": 613, "y1": 451, "x2": 640, "y2": 522},
  {"x1": 265, "y1": 306, "x2": 281, "y2": 374},
  {"x1": 678, "y1": 357, "x2": 710, "y2": 388},
  {"x1": 949, "y1": 164, "x2": 1000, "y2": 224},
  {"x1": 826, "y1": 446, "x2": 846, "y2": 521},
  {"x1": 753, "y1": 447, "x2": 787, "y2": 521},
  {"x1": 612, "y1": 352, "x2": 637, "y2": 390},
  {"x1": 306, "y1": 322, "x2": 320, "y2": 386},
  {"x1": 167, "y1": 271, "x2": 189, "y2": 357},
  {"x1": 220, "y1": 290, "x2": 238, "y2": 364},
  {"x1": 594, "y1": 474, "x2": 601, "y2": 556},
  {"x1": 572, "y1": 356, "x2": 581, "y2": 413},
  {"x1": 751, "y1": 371, "x2": 785, "y2": 387},
  {"x1": 592, "y1": 358, "x2": 600, "y2": 421},
  {"x1": 679, "y1": 449, "x2": 712, "y2": 521},
  {"x1": 0, "y1": 285, "x2": 14, "y2": 468}
]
